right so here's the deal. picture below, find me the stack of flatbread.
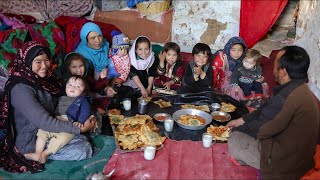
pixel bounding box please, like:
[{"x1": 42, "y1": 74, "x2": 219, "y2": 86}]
[
  {"x1": 207, "y1": 125, "x2": 229, "y2": 141},
  {"x1": 181, "y1": 104, "x2": 210, "y2": 112},
  {"x1": 110, "y1": 114, "x2": 166, "y2": 150}
]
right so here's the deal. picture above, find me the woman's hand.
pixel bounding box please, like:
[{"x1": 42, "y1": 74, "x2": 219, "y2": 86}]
[
  {"x1": 226, "y1": 118, "x2": 245, "y2": 130},
  {"x1": 104, "y1": 86, "x2": 117, "y2": 97},
  {"x1": 80, "y1": 115, "x2": 98, "y2": 133}
]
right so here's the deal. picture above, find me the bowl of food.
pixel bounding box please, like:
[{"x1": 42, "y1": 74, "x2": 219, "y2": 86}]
[
  {"x1": 172, "y1": 109, "x2": 212, "y2": 130},
  {"x1": 210, "y1": 103, "x2": 221, "y2": 112},
  {"x1": 211, "y1": 111, "x2": 231, "y2": 122},
  {"x1": 153, "y1": 113, "x2": 171, "y2": 122}
]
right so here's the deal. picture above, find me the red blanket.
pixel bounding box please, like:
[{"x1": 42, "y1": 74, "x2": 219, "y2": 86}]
[{"x1": 104, "y1": 139, "x2": 258, "y2": 179}]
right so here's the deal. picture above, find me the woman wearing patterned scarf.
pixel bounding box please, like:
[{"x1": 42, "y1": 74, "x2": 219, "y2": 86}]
[{"x1": 0, "y1": 41, "x2": 97, "y2": 173}]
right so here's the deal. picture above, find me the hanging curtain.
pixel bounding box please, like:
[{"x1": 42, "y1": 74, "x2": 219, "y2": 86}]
[{"x1": 239, "y1": 0, "x2": 288, "y2": 48}]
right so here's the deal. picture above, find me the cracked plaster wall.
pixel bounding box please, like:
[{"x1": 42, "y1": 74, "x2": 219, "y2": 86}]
[
  {"x1": 295, "y1": 0, "x2": 320, "y2": 99},
  {"x1": 172, "y1": 1, "x2": 240, "y2": 53}
]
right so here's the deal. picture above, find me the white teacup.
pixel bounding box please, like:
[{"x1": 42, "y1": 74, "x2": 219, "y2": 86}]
[
  {"x1": 202, "y1": 133, "x2": 215, "y2": 148},
  {"x1": 143, "y1": 146, "x2": 156, "y2": 160},
  {"x1": 164, "y1": 119, "x2": 174, "y2": 132},
  {"x1": 123, "y1": 98, "x2": 131, "y2": 111}
]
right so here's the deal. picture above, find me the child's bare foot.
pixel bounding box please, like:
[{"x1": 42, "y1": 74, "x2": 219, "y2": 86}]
[
  {"x1": 39, "y1": 151, "x2": 50, "y2": 164},
  {"x1": 24, "y1": 153, "x2": 40, "y2": 162}
]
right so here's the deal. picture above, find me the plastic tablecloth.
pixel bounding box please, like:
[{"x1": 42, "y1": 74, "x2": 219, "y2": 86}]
[{"x1": 104, "y1": 139, "x2": 258, "y2": 179}]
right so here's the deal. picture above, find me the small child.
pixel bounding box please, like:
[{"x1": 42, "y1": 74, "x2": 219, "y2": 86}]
[
  {"x1": 24, "y1": 75, "x2": 92, "y2": 163},
  {"x1": 154, "y1": 42, "x2": 185, "y2": 91},
  {"x1": 230, "y1": 49, "x2": 264, "y2": 107},
  {"x1": 109, "y1": 30, "x2": 131, "y2": 86},
  {"x1": 179, "y1": 43, "x2": 213, "y2": 94},
  {"x1": 124, "y1": 36, "x2": 156, "y2": 97}
]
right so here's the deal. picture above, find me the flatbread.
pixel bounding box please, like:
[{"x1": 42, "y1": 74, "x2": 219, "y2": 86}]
[
  {"x1": 109, "y1": 115, "x2": 125, "y2": 125},
  {"x1": 108, "y1": 109, "x2": 121, "y2": 115},
  {"x1": 112, "y1": 114, "x2": 165, "y2": 150},
  {"x1": 220, "y1": 102, "x2": 236, "y2": 113},
  {"x1": 207, "y1": 125, "x2": 229, "y2": 141},
  {"x1": 153, "y1": 99, "x2": 172, "y2": 108},
  {"x1": 181, "y1": 104, "x2": 210, "y2": 112},
  {"x1": 138, "y1": 96, "x2": 152, "y2": 102},
  {"x1": 178, "y1": 114, "x2": 206, "y2": 126}
]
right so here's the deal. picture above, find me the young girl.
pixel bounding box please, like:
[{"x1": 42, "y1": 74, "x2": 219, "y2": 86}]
[
  {"x1": 154, "y1": 42, "x2": 185, "y2": 91},
  {"x1": 62, "y1": 52, "x2": 116, "y2": 110},
  {"x1": 124, "y1": 36, "x2": 156, "y2": 97},
  {"x1": 179, "y1": 43, "x2": 213, "y2": 94},
  {"x1": 212, "y1": 36, "x2": 247, "y2": 91}
]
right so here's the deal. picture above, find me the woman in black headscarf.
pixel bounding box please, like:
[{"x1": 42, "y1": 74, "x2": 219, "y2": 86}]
[{"x1": 0, "y1": 41, "x2": 96, "y2": 173}]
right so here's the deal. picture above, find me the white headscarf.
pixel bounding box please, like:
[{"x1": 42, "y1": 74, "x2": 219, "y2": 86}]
[{"x1": 129, "y1": 36, "x2": 155, "y2": 71}]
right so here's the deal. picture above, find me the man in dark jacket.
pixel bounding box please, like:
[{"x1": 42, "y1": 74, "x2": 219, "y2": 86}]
[{"x1": 227, "y1": 46, "x2": 320, "y2": 179}]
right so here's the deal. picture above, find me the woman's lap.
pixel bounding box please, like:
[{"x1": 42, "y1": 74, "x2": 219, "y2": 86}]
[{"x1": 48, "y1": 134, "x2": 92, "y2": 161}]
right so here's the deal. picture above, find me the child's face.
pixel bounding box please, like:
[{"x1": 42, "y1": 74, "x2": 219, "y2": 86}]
[
  {"x1": 243, "y1": 57, "x2": 256, "y2": 69},
  {"x1": 230, "y1": 44, "x2": 244, "y2": 60},
  {"x1": 165, "y1": 50, "x2": 178, "y2": 65},
  {"x1": 116, "y1": 47, "x2": 128, "y2": 57},
  {"x1": 194, "y1": 52, "x2": 208, "y2": 67},
  {"x1": 136, "y1": 42, "x2": 150, "y2": 59},
  {"x1": 69, "y1": 59, "x2": 85, "y2": 77},
  {"x1": 65, "y1": 77, "x2": 85, "y2": 97}
]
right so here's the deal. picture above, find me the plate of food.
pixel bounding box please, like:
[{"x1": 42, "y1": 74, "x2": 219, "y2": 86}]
[
  {"x1": 211, "y1": 111, "x2": 231, "y2": 122},
  {"x1": 207, "y1": 125, "x2": 229, "y2": 141},
  {"x1": 153, "y1": 113, "x2": 171, "y2": 122},
  {"x1": 110, "y1": 114, "x2": 166, "y2": 152},
  {"x1": 172, "y1": 109, "x2": 212, "y2": 130}
]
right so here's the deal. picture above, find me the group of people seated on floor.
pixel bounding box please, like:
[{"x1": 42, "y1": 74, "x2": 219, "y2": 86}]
[{"x1": 0, "y1": 21, "x2": 319, "y2": 179}]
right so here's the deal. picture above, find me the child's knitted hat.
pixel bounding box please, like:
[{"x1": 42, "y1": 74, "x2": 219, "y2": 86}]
[{"x1": 111, "y1": 30, "x2": 130, "y2": 55}]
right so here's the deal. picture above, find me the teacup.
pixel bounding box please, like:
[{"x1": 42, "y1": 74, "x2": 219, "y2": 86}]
[
  {"x1": 164, "y1": 119, "x2": 174, "y2": 132},
  {"x1": 123, "y1": 98, "x2": 131, "y2": 111},
  {"x1": 202, "y1": 133, "x2": 216, "y2": 148},
  {"x1": 143, "y1": 146, "x2": 156, "y2": 160}
]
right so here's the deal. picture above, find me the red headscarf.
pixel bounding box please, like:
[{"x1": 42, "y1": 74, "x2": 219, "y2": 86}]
[{"x1": 0, "y1": 41, "x2": 63, "y2": 173}]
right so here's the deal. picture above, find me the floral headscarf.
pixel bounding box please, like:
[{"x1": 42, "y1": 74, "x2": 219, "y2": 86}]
[{"x1": 0, "y1": 41, "x2": 63, "y2": 173}]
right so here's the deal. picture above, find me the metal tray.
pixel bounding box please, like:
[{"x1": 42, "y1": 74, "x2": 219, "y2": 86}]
[
  {"x1": 111, "y1": 125, "x2": 164, "y2": 153},
  {"x1": 172, "y1": 108, "x2": 212, "y2": 130}
]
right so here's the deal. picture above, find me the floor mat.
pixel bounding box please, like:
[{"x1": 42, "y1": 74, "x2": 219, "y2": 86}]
[
  {"x1": 0, "y1": 135, "x2": 116, "y2": 179},
  {"x1": 104, "y1": 139, "x2": 258, "y2": 179}
]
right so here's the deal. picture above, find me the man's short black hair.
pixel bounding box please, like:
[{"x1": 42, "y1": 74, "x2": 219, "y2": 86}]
[
  {"x1": 192, "y1": 43, "x2": 211, "y2": 57},
  {"x1": 279, "y1": 46, "x2": 310, "y2": 79}
]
